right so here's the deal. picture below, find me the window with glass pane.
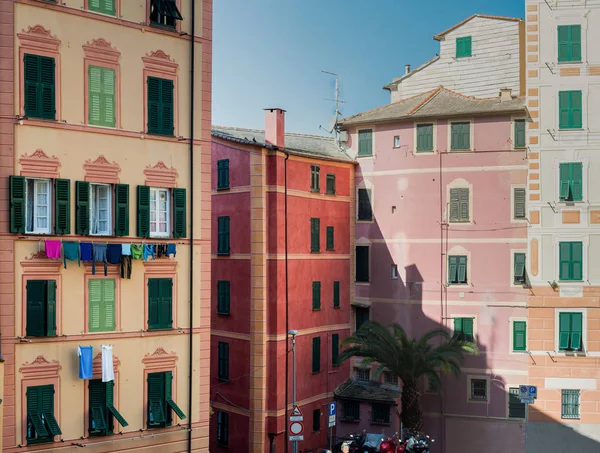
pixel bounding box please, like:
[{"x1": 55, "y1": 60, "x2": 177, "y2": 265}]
[
  {"x1": 217, "y1": 411, "x2": 229, "y2": 446},
  {"x1": 311, "y1": 165, "x2": 320, "y2": 192},
  {"x1": 383, "y1": 371, "x2": 398, "y2": 386},
  {"x1": 326, "y1": 174, "x2": 336, "y2": 194},
  {"x1": 508, "y1": 388, "x2": 526, "y2": 418},
  {"x1": 90, "y1": 184, "x2": 111, "y2": 235},
  {"x1": 150, "y1": 0, "x2": 183, "y2": 28},
  {"x1": 470, "y1": 379, "x2": 487, "y2": 400},
  {"x1": 454, "y1": 317, "x2": 474, "y2": 342},
  {"x1": 561, "y1": 390, "x2": 580, "y2": 419},
  {"x1": 343, "y1": 401, "x2": 360, "y2": 421},
  {"x1": 150, "y1": 188, "x2": 169, "y2": 237},
  {"x1": 355, "y1": 306, "x2": 369, "y2": 331},
  {"x1": 26, "y1": 384, "x2": 61, "y2": 444},
  {"x1": 26, "y1": 178, "x2": 51, "y2": 234},
  {"x1": 448, "y1": 255, "x2": 467, "y2": 284},
  {"x1": 371, "y1": 403, "x2": 390, "y2": 424},
  {"x1": 354, "y1": 367, "x2": 370, "y2": 381},
  {"x1": 312, "y1": 409, "x2": 320, "y2": 432},
  {"x1": 514, "y1": 253, "x2": 526, "y2": 284}
]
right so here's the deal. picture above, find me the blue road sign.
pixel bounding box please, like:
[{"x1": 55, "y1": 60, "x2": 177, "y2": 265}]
[
  {"x1": 528, "y1": 386, "x2": 537, "y2": 398},
  {"x1": 329, "y1": 402, "x2": 336, "y2": 417}
]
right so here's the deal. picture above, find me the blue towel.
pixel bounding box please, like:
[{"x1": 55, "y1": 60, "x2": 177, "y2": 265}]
[
  {"x1": 167, "y1": 243, "x2": 177, "y2": 257},
  {"x1": 92, "y1": 243, "x2": 107, "y2": 276},
  {"x1": 143, "y1": 244, "x2": 155, "y2": 261},
  {"x1": 121, "y1": 244, "x2": 131, "y2": 256},
  {"x1": 107, "y1": 244, "x2": 121, "y2": 265},
  {"x1": 80, "y1": 243, "x2": 93, "y2": 262},
  {"x1": 78, "y1": 346, "x2": 93, "y2": 379},
  {"x1": 63, "y1": 241, "x2": 80, "y2": 269}
]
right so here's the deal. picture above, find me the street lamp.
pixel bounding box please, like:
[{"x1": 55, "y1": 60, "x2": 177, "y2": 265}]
[{"x1": 288, "y1": 330, "x2": 298, "y2": 453}]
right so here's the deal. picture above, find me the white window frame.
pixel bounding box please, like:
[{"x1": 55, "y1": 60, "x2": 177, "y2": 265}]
[
  {"x1": 150, "y1": 187, "x2": 170, "y2": 238},
  {"x1": 89, "y1": 183, "x2": 112, "y2": 236},
  {"x1": 25, "y1": 177, "x2": 52, "y2": 234},
  {"x1": 393, "y1": 135, "x2": 401, "y2": 148}
]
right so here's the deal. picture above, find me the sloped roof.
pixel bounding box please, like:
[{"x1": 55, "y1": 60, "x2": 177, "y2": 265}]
[
  {"x1": 212, "y1": 126, "x2": 353, "y2": 163},
  {"x1": 334, "y1": 378, "x2": 400, "y2": 404},
  {"x1": 434, "y1": 14, "x2": 522, "y2": 40},
  {"x1": 383, "y1": 55, "x2": 440, "y2": 90},
  {"x1": 338, "y1": 87, "x2": 526, "y2": 126}
]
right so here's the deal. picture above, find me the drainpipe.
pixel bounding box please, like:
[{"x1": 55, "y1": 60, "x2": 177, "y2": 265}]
[
  {"x1": 187, "y1": 1, "x2": 196, "y2": 451},
  {"x1": 284, "y1": 151, "x2": 290, "y2": 453}
]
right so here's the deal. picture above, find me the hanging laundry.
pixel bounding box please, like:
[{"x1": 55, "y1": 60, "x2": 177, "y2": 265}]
[
  {"x1": 121, "y1": 243, "x2": 131, "y2": 256},
  {"x1": 44, "y1": 240, "x2": 61, "y2": 259},
  {"x1": 167, "y1": 243, "x2": 177, "y2": 257},
  {"x1": 80, "y1": 242, "x2": 93, "y2": 262},
  {"x1": 92, "y1": 243, "x2": 108, "y2": 276},
  {"x1": 107, "y1": 244, "x2": 122, "y2": 265},
  {"x1": 121, "y1": 255, "x2": 132, "y2": 279},
  {"x1": 143, "y1": 244, "x2": 155, "y2": 261},
  {"x1": 156, "y1": 244, "x2": 168, "y2": 258},
  {"x1": 131, "y1": 244, "x2": 143, "y2": 260},
  {"x1": 63, "y1": 241, "x2": 80, "y2": 269},
  {"x1": 78, "y1": 346, "x2": 93, "y2": 379},
  {"x1": 101, "y1": 345, "x2": 114, "y2": 382}
]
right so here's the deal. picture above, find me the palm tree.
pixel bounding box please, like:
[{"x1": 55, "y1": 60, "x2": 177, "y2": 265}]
[{"x1": 340, "y1": 321, "x2": 478, "y2": 433}]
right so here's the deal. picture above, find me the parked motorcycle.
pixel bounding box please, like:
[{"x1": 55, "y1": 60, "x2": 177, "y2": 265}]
[
  {"x1": 404, "y1": 433, "x2": 433, "y2": 453},
  {"x1": 379, "y1": 432, "x2": 406, "y2": 453}
]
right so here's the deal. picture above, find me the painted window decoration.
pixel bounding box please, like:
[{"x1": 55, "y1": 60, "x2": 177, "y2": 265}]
[
  {"x1": 470, "y1": 379, "x2": 487, "y2": 401},
  {"x1": 88, "y1": 380, "x2": 128, "y2": 437},
  {"x1": 326, "y1": 174, "x2": 336, "y2": 195},
  {"x1": 332, "y1": 333, "x2": 340, "y2": 366},
  {"x1": 147, "y1": 278, "x2": 173, "y2": 330},
  {"x1": 312, "y1": 336, "x2": 321, "y2": 373},
  {"x1": 514, "y1": 188, "x2": 526, "y2": 220},
  {"x1": 559, "y1": 241, "x2": 583, "y2": 281},
  {"x1": 26, "y1": 384, "x2": 62, "y2": 444},
  {"x1": 558, "y1": 90, "x2": 582, "y2": 129},
  {"x1": 448, "y1": 255, "x2": 467, "y2": 285},
  {"x1": 450, "y1": 122, "x2": 470, "y2": 150},
  {"x1": 88, "y1": 0, "x2": 116, "y2": 15},
  {"x1": 453, "y1": 317, "x2": 474, "y2": 342},
  {"x1": 343, "y1": 401, "x2": 360, "y2": 421},
  {"x1": 449, "y1": 187, "x2": 469, "y2": 222},
  {"x1": 326, "y1": 226, "x2": 335, "y2": 250},
  {"x1": 311, "y1": 165, "x2": 320, "y2": 192},
  {"x1": 147, "y1": 371, "x2": 186, "y2": 429},
  {"x1": 312, "y1": 281, "x2": 321, "y2": 310},
  {"x1": 357, "y1": 188, "x2": 373, "y2": 221},
  {"x1": 216, "y1": 411, "x2": 229, "y2": 446},
  {"x1": 358, "y1": 129, "x2": 373, "y2": 157},
  {"x1": 137, "y1": 186, "x2": 185, "y2": 239},
  {"x1": 147, "y1": 77, "x2": 174, "y2": 135},
  {"x1": 514, "y1": 119, "x2": 526, "y2": 148},
  {"x1": 217, "y1": 280, "x2": 230, "y2": 315},
  {"x1": 217, "y1": 159, "x2": 230, "y2": 190},
  {"x1": 217, "y1": 216, "x2": 230, "y2": 254},
  {"x1": 88, "y1": 66, "x2": 115, "y2": 127},
  {"x1": 513, "y1": 321, "x2": 527, "y2": 352},
  {"x1": 557, "y1": 25, "x2": 581, "y2": 63},
  {"x1": 558, "y1": 312, "x2": 583, "y2": 351},
  {"x1": 24, "y1": 54, "x2": 56, "y2": 120},
  {"x1": 355, "y1": 306, "x2": 369, "y2": 332},
  {"x1": 150, "y1": 0, "x2": 183, "y2": 28},
  {"x1": 416, "y1": 123, "x2": 434, "y2": 152},
  {"x1": 310, "y1": 218, "x2": 320, "y2": 252},
  {"x1": 456, "y1": 36, "x2": 472, "y2": 58},
  {"x1": 312, "y1": 409, "x2": 320, "y2": 432},
  {"x1": 561, "y1": 390, "x2": 580, "y2": 419},
  {"x1": 217, "y1": 342, "x2": 229, "y2": 381},
  {"x1": 559, "y1": 162, "x2": 583, "y2": 202},
  {"x1": 333, "y1": 281, "x2": 340, "y2": 308},
  {"x1": 514, "y1": 253, "x2": 526, "y2": 285},
  {"x1": 88, "y1": 278, "x2": 116, "y2": 333},
  {"x1": 26, "y1": 280, "x2": 57, "y2": 337},
  {"x1": 508, "y1": 388, "x2": 526, "y2": 418},
  {"x1": 355, "y1": 246, "x2": 369, "y2": 283},
  {"x1": 371, "y1": 403, "x2": 390, "y2": 424}
]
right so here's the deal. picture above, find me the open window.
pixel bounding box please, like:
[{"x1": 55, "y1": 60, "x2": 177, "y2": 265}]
[
  {"x1": 149, "y1": 0, "x2": 183, "y2": 28},
  {"x1": 147, "y1": 371, "x2": 185, "y2": 429}
]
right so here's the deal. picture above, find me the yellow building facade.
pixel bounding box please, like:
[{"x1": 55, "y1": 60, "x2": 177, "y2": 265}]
[{"x1": 0, "y1": 1, "x2": 212, "y2": 451}]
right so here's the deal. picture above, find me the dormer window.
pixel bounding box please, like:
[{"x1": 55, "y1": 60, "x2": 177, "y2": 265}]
[{"x1": 150, "y1": 0, "x2": 183, "y2": 28}]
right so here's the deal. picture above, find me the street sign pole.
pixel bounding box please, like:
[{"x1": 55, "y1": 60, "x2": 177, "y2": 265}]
[
  {"x1": 291, "y1": 333, "x2": 298, "y2": 453},
  {"x1": 328, "y1": 402, "x2": 336, "y2": 451}
]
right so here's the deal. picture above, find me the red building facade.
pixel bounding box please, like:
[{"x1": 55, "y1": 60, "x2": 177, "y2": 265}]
[{"x1": 210, "y1": 109, "x2": 354, "y2": 453}]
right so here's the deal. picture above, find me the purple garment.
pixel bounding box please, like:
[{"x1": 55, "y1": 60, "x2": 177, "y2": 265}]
[{"x1": 45, "y1": 240, "x2": 61, "y2": 259}]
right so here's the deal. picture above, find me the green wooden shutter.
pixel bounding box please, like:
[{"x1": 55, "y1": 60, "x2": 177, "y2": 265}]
[
  {"x1": 570, "y1": 312, "x2": 583, "y2": 350},
  {"x1": 451, "y1": 123, "x2": 459, "y2": 149},
  {"x1": 26, "y1": 280, "x2": 46, "y2": 337},
  {"x1": 358, "y1": 129, "x2": 372, "y2": 156},
  {"x1": 106, "y1": 381, "x2": 129, "y2": 427},
  {"x1": 558, "y1": 91, "x2": 570, "y2": 129},
  {"x1": 571, "y1": 162, "x2": 583, "y2": 201},
  {"x1": 326, "y1": 226, "x2": 334, "y2": 250},
  {"x1": 89, "y1": 379, "x2": 107, "y2": 431},
  {"x1": 463, "y1": 317, "x2": 474, "y2": 342},
  {"x1": 457, "y1": 256, "x2": 467, "y2": 283},
  {"x1": 559, "y1": 163, "x2": 571, "y2": 200},
  {"x1": 513, "y1": 321, "x2": 526, "y2": 351},
  {"x1": 570, "y1": 25, "x2": 581, "y2": 62},
  {"x1": 76, "y1": 181, "x2": 90, "y2": 235},
  {"x1": 40, "y1": 56, "x2": 56, "y2": 120},
  {"x1": 461, "y1": 123, "x2": 470, "y2": 149},
  {"x1": 458, "y1": 188, "x2": 469, "y2": 221},
  {"x1": 559, "y1": 313, "x2": 571, "y2": 349},
  {"x1": 161, "y1": 79, "x2": 174, "y2": 135},
  {"x1": 332, "y1": 333, "x2": 339, "y2": 366},
  {"x1": 24, "y1": 54, "x2": 41, "y2": 118},
  {"x1": 570, "y1": 91, "x2": 582, "y2": 129},
  {"x1": 217, "y1": 281, "x2": 230, "y2": 314},
  {"x1": 557, "y1": 26, "x2": 570, "y2": 62},
  {"x1": 310, "y1": 218, "x2": 320, "y2": 252},
  {"x1": 165, "y1": 371, "x2": 186, "y2": 419},
  {"x1": 103, "y1": 279, "x2": 116, "y2": 331},
  {"x1": 89, "y1": 66, "x2": 102, "y2": 125},
  {"x1": 514, "y1": 253, "x2": 526, "y2": 283},
  {"x1": 514, "y1": 188, "x2": 526, "y2": 219},
  {"x1": 514, "y1": 120, "x2": 526, "y2": 148},
  {"x1": 9, "y1": 175, "x2": 26, "y2": 234},
  {"x1": 147, "y1": 77, "x2": 161, "y2": 134},
  {"x1": 449, "y1": 188, "x2": 459, "y2": 221},
  {"x1": 217, "y1": 216, "x2": 230, "y2": 254},
  {"x1": 217, "y1": 159, "x2": 230, "y2": 189},
  {"x1": 456, "y1": 37, "x2": 472, "y2": 57},
  {"x1": 148, "y1": 278, "x2": 160, "y2": 330},
  {"x1": 88, "y1": 279, "x2": 102, "y2": 332},
  {"x1": 41, "y1": 385, "x2": 61, "y2": 435},
  {"x1": 46, "y1": 280, "x2": 57, "y2": 336},
  {"x1": 27, "y1": 386, "x2": 49, "y2": 438},
  {"x1": 54, "y1": 179, "x2": 70, "y2": 235},
  {"x1": 101, "y1": 67, "x2": 116, "y2": 127},
  {"x1": 218, "y1": 342, "x2": 229, "y2": 380},
  {"x1": 137, "y1": 185, "x2": 150, "y2": 238},
  {"x1": 312, "y1": 337, "x2": 321, "y2": 372},
  {"x1": 559, "y1": 242, "x2": 571, "y2": 280},
  {"x1": 571, "y1": 242, "x2": 583, "y2": 281},
  {"x1": 172, "y1": 188, "x2": 186, "y2": 238},
  {"x1": 333, "y1": 281, "x2": 340, "y2": 308},
  {"x1": 448, "y1": 256, "x2": 458, "y2": 283},
  {"x1": 312, "y1": 281, "x2": 321, "y2": 310},
  {"x1": 147, "y1": 372, "x2": 166, "y2": 424},
  {"x1": 159, "y1": 278, "x2": 173, "y2": 329},
  {"x1": 114, "y1": 184, "x2": 129, "y2": 236},
  {"x1": 453, "y1": 318, "x2": 463, "y2": 336}
]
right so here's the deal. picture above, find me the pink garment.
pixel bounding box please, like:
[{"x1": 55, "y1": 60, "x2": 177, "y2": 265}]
[{"x1": 45, "y1": 240, "x2": 61, "y2": 259}]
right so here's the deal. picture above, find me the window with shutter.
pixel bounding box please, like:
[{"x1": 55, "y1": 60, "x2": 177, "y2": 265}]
[
  {"x1": 514, "y1": 253, "x2": 526, "y2": 284},
  {"x1": 456, "y1": 36, "x2": 472, "y2": 58},
  {"x1": 137, "y1": 185, "x2": 150, "y2": 237},
  {"x1": 23, "y1": 178, "x2": 52, "y2": 234},
  {"x1": 513, "y1": 321, "x2": 527, "y2": 352},
  {"x1": 558, "y1": 312, "x2": 583, "y2": 351},
  {"x1": 326, "y1": 226, "x2": 334, "y2": 250},
  {"x1": 357, "y1": 188, "x2": 373, "y2": 221},
  {"x1": 312, "y1": 281, "x2": 321, "y2": 310},
  {"x1": 147, "y1": 76, "x2": 174, "y2": 135},
  {"x1": 559, "y1": 241, "x2": 583, "y2": 281},
  {"x1": 89, "y1": 379, "x2": 112, "y2": 436},
  {"x1": 357, "y1": 129, "x2": 373, "y2": 156},
  {"x1": 559, "y1": 162, "x2": 583, "y2": 202},
  {"x1": 23, "y1": 54, "x2": 56, "y2": 120},
  {"x1": 355, "y1": 306, "x2": 369, "y2": 332},
  {"x1": 451, "y1": 122, "x2": 470, "y2": 150},
  {"x1": 310, "y1": 218, "x2": 320, "y2": 252},
  {"x1": 147, "y1": 278, "x2": 173, "y2": 330},
  {"x1": 217, "y1": 159, "x2": 230, "y2": 190},
  {"x1": 448, "y1": 255, "x2": 467, "y2": 285},
  {"x1": 356, "y1": 246, "x2": 369, "y2": 282},
  {"x1": 218, "y1": 342, "x2": 229, "y2": 381},
  {"x1": 217, "y1": 216, "x2": 231, "y2": 254},
  {"x1": 333, "y1": 281, "x2": 340, "y2": 308},
  {"x1": 332, "y1": 333, "x2": 339, "y2": 366},
  {"x1": 508, "y1": 388, "x2": 526, "y2": 418},
  {"x1": 513, "y1": 188, "x2": 526, "y2": 219},
  {"x1": 88, "y1": 0, "x2": 116, "y2": 15},
  {"x1": 416, "y1": 123, "x2": 434, "y2": 152},
  {"x1": 514, "y1": 120, "x2": 526, "y2": 148},
  {"x1": 326, "y1": 174, "x2": 336, "y2": 194},
  {"x1": 147, "y1": 372, "x2": 169, "y2": 428},
  {"x1": 26, "y1": 280, "x2": 57, "y2": 337},
  {"x1": 88, "y1": 279, "x2": 116, "y2": 333},
  {"x1": 312, "y1": 337, "x2": 321, "y2": 373},
  {"x1": 150, "y1": 0, "x2": 183, "y2": 28},
  {"x1": 557, "y1": 25, "x2": 581, "y2": 63},
  {"x1": 88, "y1": 66, "x2": 116, "y2": 127},
  {"x1": 90, "y1": 184, "x2": 112, "y2": 236},
  {"x1": 26, "y1": 384, "x2": 61, "y2": 444},
  {"x1": 76, "y1": 181, "x2": 91, "y2": 235},
  {"x1": 150, "y1": 187, "x2": 170, "y2": 237},
  {"x1": 105, "y1": 380, "x2": 128, "y2": 428},
  {"x1": 217, "y1": 280, "x2": 231, "y2": 315},
  {"x1": 114, "y1": 184, "x2": 129, "y2": 236},
  {"x1": 310, "y1": 165, "x2": 320, "y2": 192},
  {"x1": 54, "y1": 179, "x2": 70, "y2": 235},
  {"x1": 558, "y1": 91, "x2": 583, "y2": 129},
  {"x1": 453, "y1": 317, "x2": 474, "y2": 342},
  {"x1": 217, "y1": 411, "x2": 229, "y2": 446},
  {"x1": 449, "y1": 188, "x2": 469, "y2": 222}
]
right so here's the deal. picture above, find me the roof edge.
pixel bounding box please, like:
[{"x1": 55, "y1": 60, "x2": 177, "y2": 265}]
[
  {"x1": 383, "y1": 55, "x2": 440, "y2": 91},
  {"x1": 434, "y1": 14, "x2": 523, "y2": 41}
]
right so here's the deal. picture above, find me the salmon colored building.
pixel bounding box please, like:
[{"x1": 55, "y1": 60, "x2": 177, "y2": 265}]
[
  {"x1": 210, "y1": 109, "x2": 354, "y2": 453},
  {"x1": 0, "y1": 0, "x2": 212, "y2": 452}
]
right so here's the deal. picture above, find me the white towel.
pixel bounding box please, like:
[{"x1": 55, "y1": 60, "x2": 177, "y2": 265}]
[{"x1": 101, "y1": 345, "x2": 114, "y2": 382}]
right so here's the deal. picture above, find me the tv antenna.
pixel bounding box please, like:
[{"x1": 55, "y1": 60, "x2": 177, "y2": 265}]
[{"x1": 320, "y1": 70, "x2": 345, "y2": 136}]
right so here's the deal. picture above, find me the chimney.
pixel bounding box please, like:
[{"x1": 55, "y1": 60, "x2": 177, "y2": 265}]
[
  {"x1": 499, "y1": 88, "x2": 513, "y2": 101},
  {"x1": 264, "y1": 108, "x2": 286, "y2": 148},
  {"x1": 405, "y1": 64, "x2": 411, "y2": 75}
]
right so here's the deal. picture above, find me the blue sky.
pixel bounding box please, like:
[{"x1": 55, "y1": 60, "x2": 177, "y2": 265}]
[{"x1": 212, "y1": 0, "x2": 525, "y2": 135}]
